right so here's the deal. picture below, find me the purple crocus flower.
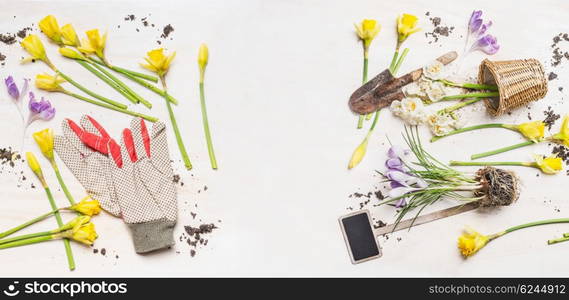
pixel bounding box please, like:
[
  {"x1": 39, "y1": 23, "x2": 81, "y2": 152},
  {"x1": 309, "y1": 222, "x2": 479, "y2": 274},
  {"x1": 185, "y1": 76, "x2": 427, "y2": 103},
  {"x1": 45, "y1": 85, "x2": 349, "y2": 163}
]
[
  {"x1": 28, "y1": 92, "x2": 56, "y2": 122},
  {"x1": 5, "y1": 76, "x2": 20, "y2": 99},
  {"x1": 468, "y1": 10, "x2": 483, "y2": 34},
  {"x1": 395, "y1": 198, "x2": 407, "y2": 208},
  {"x1": 470, "y1": 34, "x2": 500, "y2": 55},
  {"x1": 387, "y1": 145, "x2": 410, "y2": 159},
  {"x1": 385, "y1": 157, "x2": 404, "y2": 171}
]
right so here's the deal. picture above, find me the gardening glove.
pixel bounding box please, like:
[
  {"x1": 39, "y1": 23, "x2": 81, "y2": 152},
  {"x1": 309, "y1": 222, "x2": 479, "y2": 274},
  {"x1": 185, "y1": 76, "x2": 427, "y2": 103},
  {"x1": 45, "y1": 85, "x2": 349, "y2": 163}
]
[
  {"x1": 109, "y1": 117, "x2": 178, "y2": 253},
  {"x1": 54, "y1": 115, "x2": 121, "y2": 216}
]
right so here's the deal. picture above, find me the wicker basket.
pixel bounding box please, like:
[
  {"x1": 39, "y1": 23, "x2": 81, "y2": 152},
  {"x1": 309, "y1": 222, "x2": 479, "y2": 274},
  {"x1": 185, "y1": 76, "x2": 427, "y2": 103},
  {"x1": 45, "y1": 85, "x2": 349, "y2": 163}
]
[{"x1": 478, "y1": 58, "x2": 548, "y2": 116}]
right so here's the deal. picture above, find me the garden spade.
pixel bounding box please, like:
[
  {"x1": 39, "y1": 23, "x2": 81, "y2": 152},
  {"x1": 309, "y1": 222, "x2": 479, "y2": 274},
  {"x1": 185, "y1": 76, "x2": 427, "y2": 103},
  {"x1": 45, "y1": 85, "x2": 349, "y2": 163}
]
[{"x1": 348, "y1": 51, "x2": 458, "y2": 115}]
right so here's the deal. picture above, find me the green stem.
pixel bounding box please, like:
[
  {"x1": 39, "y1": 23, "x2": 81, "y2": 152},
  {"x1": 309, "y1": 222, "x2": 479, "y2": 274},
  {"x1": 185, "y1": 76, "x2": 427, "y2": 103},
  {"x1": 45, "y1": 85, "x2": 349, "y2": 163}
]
[
  {"x1": 44, "y1": 187, "x2": 75, "y2": 271},
  {"x1": 200, "y1": 81, "x2": 218, "y2": 169},
  {"x1": 439, "y1": 97, "x2": 484, "y2": 114},
  {"x1": 62, "y1": 90, "x2": 158, "y2": 122},
  {"x1": 389, "y1": 49, "x2": 399, "y2": 73},
  {"x1": 0, "y1": 235, "x2": 54, "y2": 250},
  {"x1": 439, "y1": 79, "x2": 499, "y2": 91},
  {"x1": 440, "y1": 92, "x2": 499, "y2": 101},
  {"x1": 449, "y1": 160, "x2": 528, "y2": 167},
  {"x1": 0, "y1": 230, "x2": 54, "y2": 245},
  {"x1": 89, "y1": 57, "x2": 158, "y2": 83},
  {"x1": 471, "y1": 140, "x2": 536, "y2": 160},
  {"x1": 76, "y1": 60, "x2": 138, "y2": 105},
  {"x1": 165, "y1": 92, "x2": 192, "y2": 170},
  {"x1": 430, "y1": 123, "x2": 511, "y2": 142},
  {"x1": 56, "y1": 71, "x2": 127, "y2": 110},
  {"x1": 51, "y1": 161, "x2": 75, "y2": 206},
  {"x1": 548, "y1": 236, "x2": 569, "y2": 245},
  {"x1": 505, "y1": 218, "x2": 569, "y2": 234},
  {"x1": 358, "y1": 56, "x2": 370, "y2": 128},
  {"x1": 88, "y1": 59, "x2": 153, "y2": 108},
  {"x1": 0, "y1": 210, "x2": 57, "y2": 240},
  {"x1": 90, "y1": 58, "x2": 177, "y2": 105},
  {"x1": 392, "y1": 48, "x2": 409, "y2": 76}
]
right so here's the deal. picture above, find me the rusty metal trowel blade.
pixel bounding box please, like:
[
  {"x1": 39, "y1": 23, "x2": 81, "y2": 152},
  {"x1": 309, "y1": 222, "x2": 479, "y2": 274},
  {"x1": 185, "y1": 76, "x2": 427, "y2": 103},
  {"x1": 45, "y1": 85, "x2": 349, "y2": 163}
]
[{"x1": 348, "y1": 51, "x2": 458, "y2": 115}]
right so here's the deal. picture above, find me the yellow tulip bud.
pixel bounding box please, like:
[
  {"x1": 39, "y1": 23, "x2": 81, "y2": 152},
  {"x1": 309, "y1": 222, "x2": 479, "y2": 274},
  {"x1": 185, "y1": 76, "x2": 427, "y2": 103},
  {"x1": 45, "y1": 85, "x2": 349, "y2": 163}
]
[
  {"x1": 35, "y1": 73, "x2": 66, "y2": 92},
  {"x1": 39, "y1": 15, "x2": 62, "y2": 44},
  {"x1": 70, "y1": 196, "x2": 102, "y2": 216},
  {"x1": 348, "y1": 137, "x2": 369, "y2": 169},
  {"x1": 517, "y1": 121, "x2": 545, "y2": 142},
  {"x1": 59, "y1": 47, "x2": 85, "y2": 60},
  {"x1": 457, "y1": 227, "x2": 490, "y2": 258},
  {"x1": 354, "y1": 19, "x2": 381, "y2": 49},
  {"x1": 396, "y1": 13, "x2": 420, "y2": 44},
  {"x1": 533, "y1": 154, "x2": 563, "y2": 175},
  {"x1": 26, "y1": 152, "x2": 46, "y2": 186},
  {"x1": 61, "y1": 24, "x2": 80, "y2": 46},
  {"x1": 140, "y1": 48, "x2": 176, "y2": 77},
  {"x1": 20, "y1": 35, "x2": 48, "y2": 63},
  {"x1": 32, "y1": 128, "x2": 55, "y2": 160},
  {"x1": 552, "y1": 115, "x2": 569, "y2": 147},
  {"x1": 198, "y1": 43, "x2": 209, "y2": 82}
]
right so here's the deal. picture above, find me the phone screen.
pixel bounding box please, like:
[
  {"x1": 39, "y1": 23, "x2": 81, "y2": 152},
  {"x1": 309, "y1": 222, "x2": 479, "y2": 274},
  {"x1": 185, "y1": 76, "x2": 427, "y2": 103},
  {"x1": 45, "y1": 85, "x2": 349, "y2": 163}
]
[{"x1": 340, "y1": 212, "x2": 380, "y2": 263}]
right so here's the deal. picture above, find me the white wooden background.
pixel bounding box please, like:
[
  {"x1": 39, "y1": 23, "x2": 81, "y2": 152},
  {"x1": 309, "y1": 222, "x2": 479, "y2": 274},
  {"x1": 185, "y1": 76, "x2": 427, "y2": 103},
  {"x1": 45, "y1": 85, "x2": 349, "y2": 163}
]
[{"x1": 0, "y1": 0, "x2": 567, "y2": 277}]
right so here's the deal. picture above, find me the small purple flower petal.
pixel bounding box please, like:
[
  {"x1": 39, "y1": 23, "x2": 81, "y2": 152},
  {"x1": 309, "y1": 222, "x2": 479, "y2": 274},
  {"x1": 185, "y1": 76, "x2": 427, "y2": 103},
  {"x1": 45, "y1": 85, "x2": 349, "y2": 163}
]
[
  {"x1": 390, "y1": 181, "x2": 404, "y2": 189},
  {"x1": 385, "y1": 157, "x2": 404, "y2": 170},
  {"x1": 5, "y1": 76, "x2": 19, "y2": 99},
  {"x1": 39, "y1": 107, "x2": 56, "y2": 120},
  {"x1": 470, "y1": 34, "x2": 500, "y2": 55},
  {"x1": 27, "y1": 92, "x2": 56, "y2": 123},
  {"x1": 395, "y1": 198, "x2": 407, "y2": 208},
  {"x1": 387, "y1": 145, "x2": 410, "y2": 159},
  {"x1": 468, "y1": 10, "x2": 483, "y2": 33},
  {"x1": 476, "y1": 20, "x2": 492, "y2": 37}
]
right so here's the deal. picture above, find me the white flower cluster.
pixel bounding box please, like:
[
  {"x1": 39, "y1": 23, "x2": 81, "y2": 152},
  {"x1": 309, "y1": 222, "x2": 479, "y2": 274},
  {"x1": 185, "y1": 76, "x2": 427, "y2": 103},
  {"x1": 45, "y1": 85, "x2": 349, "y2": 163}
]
[
  {"x1": 402, "y1": 60, "x2": 463, "y2": 103},
  {"x1": 426, "y1": 112, "x2": 466, "y2": 136}
]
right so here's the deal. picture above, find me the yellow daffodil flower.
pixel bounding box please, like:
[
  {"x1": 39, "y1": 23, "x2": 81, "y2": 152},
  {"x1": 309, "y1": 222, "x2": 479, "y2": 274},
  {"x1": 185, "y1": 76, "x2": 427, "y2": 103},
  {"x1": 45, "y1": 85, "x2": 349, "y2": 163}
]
[
  {"x1": 61, "y1": 24, "x2": 80, "y2": 47},
  {"x1": 20, "y1": 35, "x2": 48, "y2": 63},
  {"x1": 516, "y1": 121, "x2": 545, "y2": 142},
  {"x1": 552, "y1": 115, "x2": 569, "y2": 147},
  {"x1": 59, "y1": 47, "x2": 85, "y2": 60},
  {"x1": 198, "y1": 43, "x2": 209, "y2": 82},
  {"x1": 532, "y1": 154, "x2": 563, "y2": 175},
  {"x1": 396, "y1": 13, "x2": 420, "y2": 44},
  {"x1": 59, "y1": 216, "x2": 91, "y2": 232},
  {"x1": 35, "y1": 73, "x2": 66, "y2": 92},
  {"x1": 355, "y1": 19, "x2": 381, "y2": 49},
  {"x1": 70, "y1": 222, "x2": 98, "y2": 246},
  {"x1": 457, "y1": 227, "x2": 490, "y2": 258},
  {"x1": 78, "y1": 29, "x2": 107, "y2": 58},
  {"x1": 69, "y1": 196, "x2": 102, "y2": 216},
  {"x1": 39, "y1": 15, "x2": 62, "y2": 44},
  {"x1": 32, "y1": 128, "x2": 55, "y2": 160},
  {"x1": 348, "y1": 137, "x2": 369, "y2": 169},
  {"x1": 141, "y1": 48, "x2": 176, "y2": 77}
]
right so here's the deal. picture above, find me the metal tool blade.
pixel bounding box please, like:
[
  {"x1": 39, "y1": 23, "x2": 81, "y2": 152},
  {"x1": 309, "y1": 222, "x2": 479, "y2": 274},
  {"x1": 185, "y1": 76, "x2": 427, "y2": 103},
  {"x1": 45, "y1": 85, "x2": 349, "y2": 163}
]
[{"x1": 374, "y1": 202, "x2": 480, "y2": 236}]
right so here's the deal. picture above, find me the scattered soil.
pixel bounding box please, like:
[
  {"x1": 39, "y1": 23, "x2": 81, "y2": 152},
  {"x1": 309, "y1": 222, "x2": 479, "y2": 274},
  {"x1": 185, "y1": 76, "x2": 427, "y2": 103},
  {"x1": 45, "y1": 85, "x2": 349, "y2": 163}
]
[
  {"x1": 551, "y1": 33, "x2": 569, "y2": 67},
  {"x1": 0, "y1": 33, "x2": 16, "y2": 45},
  {"x1": 172, "y1": 174, "x2": 184, "y2": 186},
  {"x1": 424, "y1": 12, "x2": 454, "y2": 44},
  {"x1": 372, "y1": 219, "x2": 386, "y2": 229},
  {"x1": 549, "y1": 72, "x2": 558, "y2": 81},
  {"x1": 100, "y1": 248, "x2": 106, "y2": 256},
  {"x1": 124, "y1": 14, "x2": 135, "y2": 21},
  {"x1": 0, "y1": 148, "x2": 20, "y2": 168},
  {"x1": 179, "y1": 223, "x2": 219, "y2": 257},
  {"x1": 347, "y1": 189, "x2": 384, "y2": 210},
  {"x1": 543, "y1": 106, "x2": 561, "y2": 130},
  {"x1": 0, "y1": 53, "x2": 5, "y2": 66},
  {"x1": 161, "y1": 24, "x2": 174, "y2": 39}
]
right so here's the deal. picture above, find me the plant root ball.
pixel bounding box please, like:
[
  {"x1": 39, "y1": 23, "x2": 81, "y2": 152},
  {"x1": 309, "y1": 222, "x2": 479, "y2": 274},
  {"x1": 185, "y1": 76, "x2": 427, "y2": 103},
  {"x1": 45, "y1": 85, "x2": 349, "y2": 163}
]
[{"x1": 475, "y1": 166, "x2": 520, "y2": 207}]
